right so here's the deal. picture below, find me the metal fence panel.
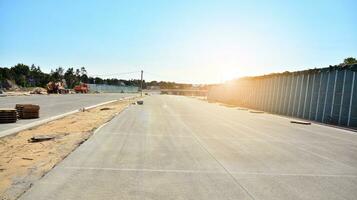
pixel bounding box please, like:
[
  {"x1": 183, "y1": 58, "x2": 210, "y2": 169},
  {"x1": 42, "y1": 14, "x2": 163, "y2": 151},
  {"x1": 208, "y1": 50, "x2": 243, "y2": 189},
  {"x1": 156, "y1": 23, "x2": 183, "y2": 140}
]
[
  {"x1": 349, "y1": 72, "x2": 357, "y2": 127},
  {"x1": 88, "y1": 84, "x2": 138, "y2": 93},
  {"x1": 332, "y1": 70, "x2": 344, "y2": 124},
  {"x1": 308, "y1": 73, "x2": 318, "y2": 120},
  {"x1": 316, "y1": 72, "x2": 328, "y2": 122},
  {"x1": 297, "y1": 74, "x2": 307, "y2": 118},
  {"x1": 288, "y1": 75, "x2": 297, "y2": 116},
  {"x1": 283, "y1": 75, "x2": 289, "y2": 114},
  {"x1": 303, "y1": 74, "x2": 313, "y2": 119},
  {"x1": 292, "y1": 74, "x2": 301, "y2": 117},
  {"x1": 340, "y1": 70, "x2": 354, "y2": 125},
  {"x1": 271, "y1": 77, "x2": 278, "y2": 113},
  {"x1": 323, "y1": 71, "x2": 335, "y2": 123},
  {"x1": 207, "y1": 67, "x2": 357, "y2": 129}
]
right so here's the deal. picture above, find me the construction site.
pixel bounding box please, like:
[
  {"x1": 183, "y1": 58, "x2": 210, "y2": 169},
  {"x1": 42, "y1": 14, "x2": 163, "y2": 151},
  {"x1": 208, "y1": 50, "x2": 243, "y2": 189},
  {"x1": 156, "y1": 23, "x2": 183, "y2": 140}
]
[
  {"x1": 0, "y1": 61, "x2": 356, "y2": 200},
  {"x1": 1, "y1": 1, "x2": 357, "y2": 200}
]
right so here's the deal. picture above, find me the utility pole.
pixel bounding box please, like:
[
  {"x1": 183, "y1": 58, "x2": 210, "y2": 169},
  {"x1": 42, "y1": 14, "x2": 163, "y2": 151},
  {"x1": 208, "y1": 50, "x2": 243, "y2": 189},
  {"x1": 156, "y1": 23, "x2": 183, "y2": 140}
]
[{"x1": 140, "y1": 70, "x2": 143, "y2": 96}]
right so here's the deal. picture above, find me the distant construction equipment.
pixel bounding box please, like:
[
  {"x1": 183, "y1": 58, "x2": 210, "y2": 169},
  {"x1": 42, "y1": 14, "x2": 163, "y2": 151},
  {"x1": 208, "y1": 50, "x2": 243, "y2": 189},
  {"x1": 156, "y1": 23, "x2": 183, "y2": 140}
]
[
  {"x1": 46, "y1": 81, "x2": 69, "y2": 94},
  {"x1": 74, "y1": 83, "x2": 89, "y2": 93}
]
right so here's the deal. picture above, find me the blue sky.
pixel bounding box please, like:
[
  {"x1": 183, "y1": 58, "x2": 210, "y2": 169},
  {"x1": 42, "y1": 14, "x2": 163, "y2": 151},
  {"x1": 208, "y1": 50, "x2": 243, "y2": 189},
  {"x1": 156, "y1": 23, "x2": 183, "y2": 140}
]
[{"x1": 1, "y1": 0, "x2": 356, "y2": 83}]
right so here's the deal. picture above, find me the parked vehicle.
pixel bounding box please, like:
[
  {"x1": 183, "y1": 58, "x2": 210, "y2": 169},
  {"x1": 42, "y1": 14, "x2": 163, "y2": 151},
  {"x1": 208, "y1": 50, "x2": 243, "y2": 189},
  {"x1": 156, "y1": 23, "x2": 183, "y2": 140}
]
[{"x1": 74, "y1": 83, "x2": 89, "y2": 93}]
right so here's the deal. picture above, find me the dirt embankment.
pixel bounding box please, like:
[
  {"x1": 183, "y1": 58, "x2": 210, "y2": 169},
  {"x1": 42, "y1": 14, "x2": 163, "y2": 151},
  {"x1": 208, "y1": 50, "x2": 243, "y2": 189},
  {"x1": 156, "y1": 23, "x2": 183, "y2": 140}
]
[{"x1": 0, "y1": 98, "x2": 137, "y2": 200}]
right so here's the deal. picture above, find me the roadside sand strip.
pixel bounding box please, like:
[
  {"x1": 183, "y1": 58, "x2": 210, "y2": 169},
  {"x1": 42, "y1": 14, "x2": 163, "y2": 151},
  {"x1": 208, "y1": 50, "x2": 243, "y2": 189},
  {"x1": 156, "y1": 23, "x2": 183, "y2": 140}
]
[{"x1": 0, "y1": 98, "x2": 138, "y2": 200}]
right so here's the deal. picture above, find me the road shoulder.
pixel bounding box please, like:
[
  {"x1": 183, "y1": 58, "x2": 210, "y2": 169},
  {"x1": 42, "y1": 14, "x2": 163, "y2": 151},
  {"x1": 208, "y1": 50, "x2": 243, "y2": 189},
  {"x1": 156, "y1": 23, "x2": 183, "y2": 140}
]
[{"x1": 0, "y1": 98, "x2": 138, "y2": 200}]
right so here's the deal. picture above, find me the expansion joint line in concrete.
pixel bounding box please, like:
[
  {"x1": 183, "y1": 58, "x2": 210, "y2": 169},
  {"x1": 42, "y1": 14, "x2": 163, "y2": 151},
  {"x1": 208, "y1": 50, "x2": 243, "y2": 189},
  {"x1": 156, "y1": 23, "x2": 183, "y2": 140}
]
[
  {"x1": 60, "y1": 167, "x2": 357, "y2": 178},
  {"x1": 199, "y1": 106, "x2": 357, "y2": 172},
  {"x1": 180, "y1": 123, "x2": 257, "y2": 200}
]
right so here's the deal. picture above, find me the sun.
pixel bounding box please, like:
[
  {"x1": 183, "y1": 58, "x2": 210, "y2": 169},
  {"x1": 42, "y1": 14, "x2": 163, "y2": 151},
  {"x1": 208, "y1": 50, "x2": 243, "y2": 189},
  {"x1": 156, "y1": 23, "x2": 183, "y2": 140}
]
[{"x1": 220, "y1": 68, "x2": 241, "y2": 82}]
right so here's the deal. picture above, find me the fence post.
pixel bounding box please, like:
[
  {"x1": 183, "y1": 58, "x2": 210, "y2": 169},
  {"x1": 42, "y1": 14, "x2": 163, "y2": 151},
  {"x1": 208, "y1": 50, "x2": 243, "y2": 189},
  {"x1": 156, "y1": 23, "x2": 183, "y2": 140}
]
[
  {"x1": 269, "y1": 77, "x2": 275, "y2": 113},
  {"x1": 315, "y1": 72, "x2": 323, "y2": 121},
  {"x1": 256, "y1": 79, "x2": 261, "y2": 109},
  {"x1": 255, "y1": 79, "x2": 260, "y2": 109},
  {"x1": 308, "y1": 73, "x2": 316, "y2": 120},
  {"x1": 338, "y1": 70, "x2": 347, "y2": 125},
  {"x1": 302, "y1": 74, "x2": 310, "y2": 118},
  {"x1": 248, "y1": 80, "x2": 252, "y2": 107},
  {"x1": 279, "y1": 76, "x2": 284, "y2": 114},
  {"x1": 288, "y1": 74, "x2": 295, "y2": 116},
  {"x1": 262, "y1": 77, "x2": 268, "y2": 111},
  {"x1": 278, "y1": 76, "x2": 285, "y2": 114},
  {"x1": 273, "y1": 76, "x2": 278, "y2": 113},
  {"x1": 267, "y1": 77, "x2": 273, "y2": 112},
  {"x1": 297, "y1": 74, "x2": 305, "y2": 117},
  {"x1": 254, "y1": 79, "x2": 259, "y2": 109},
  {"x1": 273, "y1": 76, "x2": 279, "y2": 113},
  {"x1": 322, "y1": 71, "x2": 331, "y2": 122},
  {"x1": 330, "y1": 70, "x2": 338, "y2": 121},
  {"x1": 347, "y1": 72, "x2": 356, "y2": 127},
  {"x1": 247, "y1": 80, "x2": 251, "y2": 107},
  {"x1": 252, "y1": 80, "x2": 256, "y2": 109},
  {"x1": 273, "y1": 76, "x2": 280, "y2": 113},
  {"x1": 260, "y1": 79, "x2": 264, "y2": 110},
  {"x1": 284, "y1": 74, "x2": 292, "y2": 115},
  {"x1": 292, "y1": 74, "x2": 300, "y2": 116}
]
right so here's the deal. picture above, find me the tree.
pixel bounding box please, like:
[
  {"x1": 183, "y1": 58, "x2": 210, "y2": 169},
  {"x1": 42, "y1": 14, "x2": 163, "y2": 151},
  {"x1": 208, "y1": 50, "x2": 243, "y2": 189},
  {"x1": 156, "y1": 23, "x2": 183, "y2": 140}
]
[
  {"x1": 29, "y1": 64, "x2": 49, "y2": 87},
  {"x1": 94, "y1": 77, "x2": 104, "y2": 84},
  {"x1": 64, "y1": 68, "x2": 78, "y2": 88},
  {"x1": 79, "y1": 67, "x2": 88, "y2": 83},
  {"x1": 11, "y1": 63, "x2": 30, "y2": 87},
  {"x1": 50, "y1": 67, "x2": 64, "y2": 81},
  {"x1": 80, "y1": 67, "x2": 87, "y2": 76},
  {"x1": 343, "y1": 57, "x2": 357, "y2": 65},
  {"x1": 0, "y1": 67, "x2": 12, "y2": 81},
  {"x1": 81, "y1": 74, "x2": 89, "y2": 83}
]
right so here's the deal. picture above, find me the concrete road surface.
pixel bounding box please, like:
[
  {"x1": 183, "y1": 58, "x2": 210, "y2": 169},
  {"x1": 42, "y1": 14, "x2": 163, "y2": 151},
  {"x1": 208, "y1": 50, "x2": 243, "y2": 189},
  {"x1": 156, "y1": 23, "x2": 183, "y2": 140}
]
[
  {"x1": 20, "y1": 95, "x2": 357, "y2": 200},
  {"x1": 0, "y1": 93, "x2": 136, "y2": 132}
]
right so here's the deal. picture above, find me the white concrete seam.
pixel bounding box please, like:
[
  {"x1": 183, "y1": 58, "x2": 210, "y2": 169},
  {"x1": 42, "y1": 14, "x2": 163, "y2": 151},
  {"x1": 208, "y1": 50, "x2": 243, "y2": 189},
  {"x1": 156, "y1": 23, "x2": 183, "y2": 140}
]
[{"x1": 60, "y1": 166, "x2": 357, "y2": 178}]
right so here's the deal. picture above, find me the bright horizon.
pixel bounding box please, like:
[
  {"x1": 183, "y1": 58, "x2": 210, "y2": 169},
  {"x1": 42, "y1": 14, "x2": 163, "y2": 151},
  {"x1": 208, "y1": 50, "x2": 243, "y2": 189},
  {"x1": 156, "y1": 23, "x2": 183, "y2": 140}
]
[{"x1": 1, "y1": 0, "x2": 356, "y2": 84}]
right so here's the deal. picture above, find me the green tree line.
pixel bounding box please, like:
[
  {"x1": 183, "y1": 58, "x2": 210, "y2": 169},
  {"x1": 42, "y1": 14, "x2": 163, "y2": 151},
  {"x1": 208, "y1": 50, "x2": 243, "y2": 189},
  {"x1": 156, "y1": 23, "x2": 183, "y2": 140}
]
[
  {"x1": 0, "y1": 63, "x2": 195, "y2": 90},
  {"x1": 0, "y1": 64, "x2": 90, "y2": 88}
]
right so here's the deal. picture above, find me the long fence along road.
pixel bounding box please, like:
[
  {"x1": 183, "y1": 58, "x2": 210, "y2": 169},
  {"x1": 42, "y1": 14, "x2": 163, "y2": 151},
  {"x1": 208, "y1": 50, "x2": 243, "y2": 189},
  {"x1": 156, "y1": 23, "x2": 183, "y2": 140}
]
[
  {"x1": 209, "y1": 64, "x2": 357, "y2": 129},
  {"x1": 20, "y1": 95, "x2": 357, "y2": 200}
]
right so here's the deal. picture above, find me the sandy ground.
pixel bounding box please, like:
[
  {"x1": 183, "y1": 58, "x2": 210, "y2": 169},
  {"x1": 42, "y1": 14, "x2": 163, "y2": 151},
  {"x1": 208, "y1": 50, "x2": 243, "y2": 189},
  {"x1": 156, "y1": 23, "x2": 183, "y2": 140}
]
[
  {"x1": 0, "y1": 98, "x2": 137, "y2": 200},
  {"x1": 1, "y1": 92, "x2": 32, "y2": 97}
]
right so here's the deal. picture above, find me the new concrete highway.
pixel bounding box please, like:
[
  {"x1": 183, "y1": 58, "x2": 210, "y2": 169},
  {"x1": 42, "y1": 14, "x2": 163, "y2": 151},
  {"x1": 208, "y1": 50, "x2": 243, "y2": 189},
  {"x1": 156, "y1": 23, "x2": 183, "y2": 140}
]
[
  {"x1": 20, "y1": 95, "x2": 357, "y2": 200},
  {"x1": 0, "y1": 93, "x2": 137, "y2": 132}
]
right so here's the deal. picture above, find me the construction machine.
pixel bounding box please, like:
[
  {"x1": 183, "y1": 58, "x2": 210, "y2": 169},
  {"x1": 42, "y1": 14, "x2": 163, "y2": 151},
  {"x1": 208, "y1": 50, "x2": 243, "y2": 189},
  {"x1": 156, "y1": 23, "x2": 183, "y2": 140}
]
[
  {"x1": 46, "y1": 81, "x2": 69, "y2": 94},
  {"x1": 74, "y1": 83, "x2": 89, "y2": 93}
]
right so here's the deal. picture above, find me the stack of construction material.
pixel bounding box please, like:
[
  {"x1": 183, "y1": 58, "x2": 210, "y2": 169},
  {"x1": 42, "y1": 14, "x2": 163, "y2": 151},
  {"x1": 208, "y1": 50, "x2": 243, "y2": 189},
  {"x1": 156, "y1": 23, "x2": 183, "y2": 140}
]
[
  {"x1": 15, "y1": 104, "x2": 40, "y2": 119},
  {"x1": 0, "y1": 108, "x2": 17, "y2": 123}
]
